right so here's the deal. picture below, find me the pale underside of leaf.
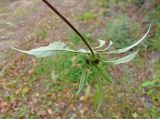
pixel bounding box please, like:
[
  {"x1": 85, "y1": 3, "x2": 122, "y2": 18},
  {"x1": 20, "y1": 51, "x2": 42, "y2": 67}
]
[
  {"x1": 103, "y1": 40, "x2": 113, "y2": 51},
  {"x1": 96, "y1": 40, "x2": 113, "y2": 52},
  {"x1": 107, "y1": 25, "x2": 151, "y2": 54},
  {"x1": 103, "y1": 50, "x2": 139, "y2": 64},
  {"x1": 11, "y1": 41, "x2": 89, "y2": 57},
  {"x1": 93, "y1": 40, "x2": 106, "y2": 50}
]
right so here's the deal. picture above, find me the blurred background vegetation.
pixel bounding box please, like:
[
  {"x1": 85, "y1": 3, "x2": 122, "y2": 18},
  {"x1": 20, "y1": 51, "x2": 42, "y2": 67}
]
[{"x1": 0, "y1": 0, "x2": 159, "y2": 118}]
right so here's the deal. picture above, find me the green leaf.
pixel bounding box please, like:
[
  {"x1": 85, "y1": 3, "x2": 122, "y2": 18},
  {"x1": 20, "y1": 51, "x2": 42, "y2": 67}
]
[
  {"x1": 96, "y1": 75, "x2": 104, "y2": 113},
  {"x1": 96, "y1": 66, "x2": 113, "y2": 83},
  {"x1": 76, "y1": 67, "x2": 87, "y2": 95},
  {"x1": 92, "y1": 66, "x2": 104, "y2": 112},
  {"x1": 141, "y1": 81, "x2": 155, "y2": 87},
  {"x1": 11, "y1": 41, "x2": 89, "y2": 57},
  {"x1": 108, "y1": 25, "x2": 151, "y2": 54},
  {"x1": 103, "y1": 50, "x2": 139, "y2": 64},
  {"x1": 142, "y1": 80, "x2": 160, "y2": 87}
]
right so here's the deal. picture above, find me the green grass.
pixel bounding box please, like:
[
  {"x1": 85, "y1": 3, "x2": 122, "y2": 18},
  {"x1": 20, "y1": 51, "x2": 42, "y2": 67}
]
[
  {"x1": 91, "y1": 0, "x2": 108, "y2": 7},
  {"x1": 33, "y1": 53, "x2": 112, "y2": 111},
  {"x1": 15, "y1": 7, "x2": 31, "y2": 19},
  {"x1": 68, "y1": 32, "x2": 81, "y2": 44},
  {"x1": 77, "y1": 11, "x2": 97, "y2": 21},
  {"x1": 103, "y1": 13, "x2": 141, "y2": 49},
  {"x1": 142, "y1": 60, "x2": 160, "y2": 118},
  {"x1": 67, "y1": 31, "x2": 94, "y2": 48},
  {"x1": 14, "y1": 0, "x2": 39, "y2": 20},
  {"x1": 33, "y1": 53, "x2": 82, "y2": 92},
  {"x1": 145, "y1": 26, "x2": 160, "y2": 51},
  {"x1": 146, "y1": 5, "x2": 160, "y2": 24},
  {"x1": 144, "y1": 6, "x2": 160, "y2": 51},
  {"x1": 35, "y1": 28, "x2": 48, "y2": 41},
  {"x1": 35, "y1": 53, "x2": 94, "y2": 83},
  {"x1": 0, "y1": 6, "x2": 10, "y2": 13},
  {"x1": 127, "y1": 0, "x2": 143, "y2": 5},
  {"x1": 91, "y1": 0, "x2": 143, "y2": 8}
]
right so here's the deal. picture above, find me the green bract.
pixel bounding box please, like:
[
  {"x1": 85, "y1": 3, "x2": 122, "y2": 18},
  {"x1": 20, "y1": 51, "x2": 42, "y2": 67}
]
[{"x1": 11, "y1": 25, "x2": 151, "y2": 112}]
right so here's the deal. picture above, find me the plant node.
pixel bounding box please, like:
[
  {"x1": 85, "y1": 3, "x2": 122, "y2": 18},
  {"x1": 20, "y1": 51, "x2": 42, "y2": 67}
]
[{"x1": 86, "y1": 57, "x2": 100, "y2": 65}]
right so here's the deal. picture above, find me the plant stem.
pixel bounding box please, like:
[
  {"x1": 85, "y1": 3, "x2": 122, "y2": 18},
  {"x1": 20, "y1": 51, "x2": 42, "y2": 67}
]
[{"x1": 42, "y1": 0, "x2": 95, "y2": 55}]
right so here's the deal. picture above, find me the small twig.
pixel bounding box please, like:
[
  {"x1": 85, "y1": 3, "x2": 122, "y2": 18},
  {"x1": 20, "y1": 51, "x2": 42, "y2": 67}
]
[{"x1": 42, "y1": 0, "x2": 95, "y2": 55}]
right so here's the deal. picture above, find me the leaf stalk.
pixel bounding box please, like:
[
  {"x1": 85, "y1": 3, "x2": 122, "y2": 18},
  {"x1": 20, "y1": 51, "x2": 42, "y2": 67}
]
[{"x1": 42, "y1": 0, "x2": 95, "y2": 55}]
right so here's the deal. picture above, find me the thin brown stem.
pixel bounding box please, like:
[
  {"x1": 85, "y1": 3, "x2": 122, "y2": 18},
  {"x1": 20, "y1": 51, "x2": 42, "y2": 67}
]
[{"x1": 42, "y1": 0, "x2": 95, "y2": 55}]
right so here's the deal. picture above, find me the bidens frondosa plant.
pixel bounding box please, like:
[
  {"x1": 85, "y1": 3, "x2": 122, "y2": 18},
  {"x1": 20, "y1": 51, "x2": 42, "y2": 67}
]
[{"x1": 11, "y1": 0, "x2": 151, "y2": 112}]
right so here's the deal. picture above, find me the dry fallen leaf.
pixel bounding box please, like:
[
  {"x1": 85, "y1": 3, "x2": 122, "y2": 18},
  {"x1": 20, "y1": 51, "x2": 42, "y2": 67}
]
[{"x1": 47, "y1": 108, "x2": 53, "y2": 115}]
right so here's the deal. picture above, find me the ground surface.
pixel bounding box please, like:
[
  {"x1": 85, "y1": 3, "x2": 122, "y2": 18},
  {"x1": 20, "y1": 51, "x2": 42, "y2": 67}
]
[
  {"x1": 0, "y1": 0, "x2": 77, "y2": 67},
  {"x1": 0, "y1": 0, "x2": 160, "y2": 119}
]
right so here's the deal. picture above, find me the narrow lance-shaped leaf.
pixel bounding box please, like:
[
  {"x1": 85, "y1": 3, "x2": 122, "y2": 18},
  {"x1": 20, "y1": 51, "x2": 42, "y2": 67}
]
[
  {"x1": 103, "y1": 40, "x2": 113, "y2": 51},
  {"x1": 102, "y1": 50, "x2": 139, "y2": 64},
  {"x1": 92, "y1": 66, "x2": 104, "y2": 112},
  {"x1": 96, "y1": 40, "x2": 113, "y2": 52},
  {"x1": 76, "y1": 66, "x2": 87, "y2": 95},
  {"x1": 11, "y1": 41, "x2": 89, "y2": 57},
  {"x1": 93, "y1": 40, "x2": 106, "y2": 49},
  {"x1": 96, "y1": 76, "x2": 104, "y2": 113},
  {"x1": 95, "y1": 66, "x2": 113, "y2": 83},
  {"x1": 107, "y1": 25, "x2": 151, "y2": 54}
]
